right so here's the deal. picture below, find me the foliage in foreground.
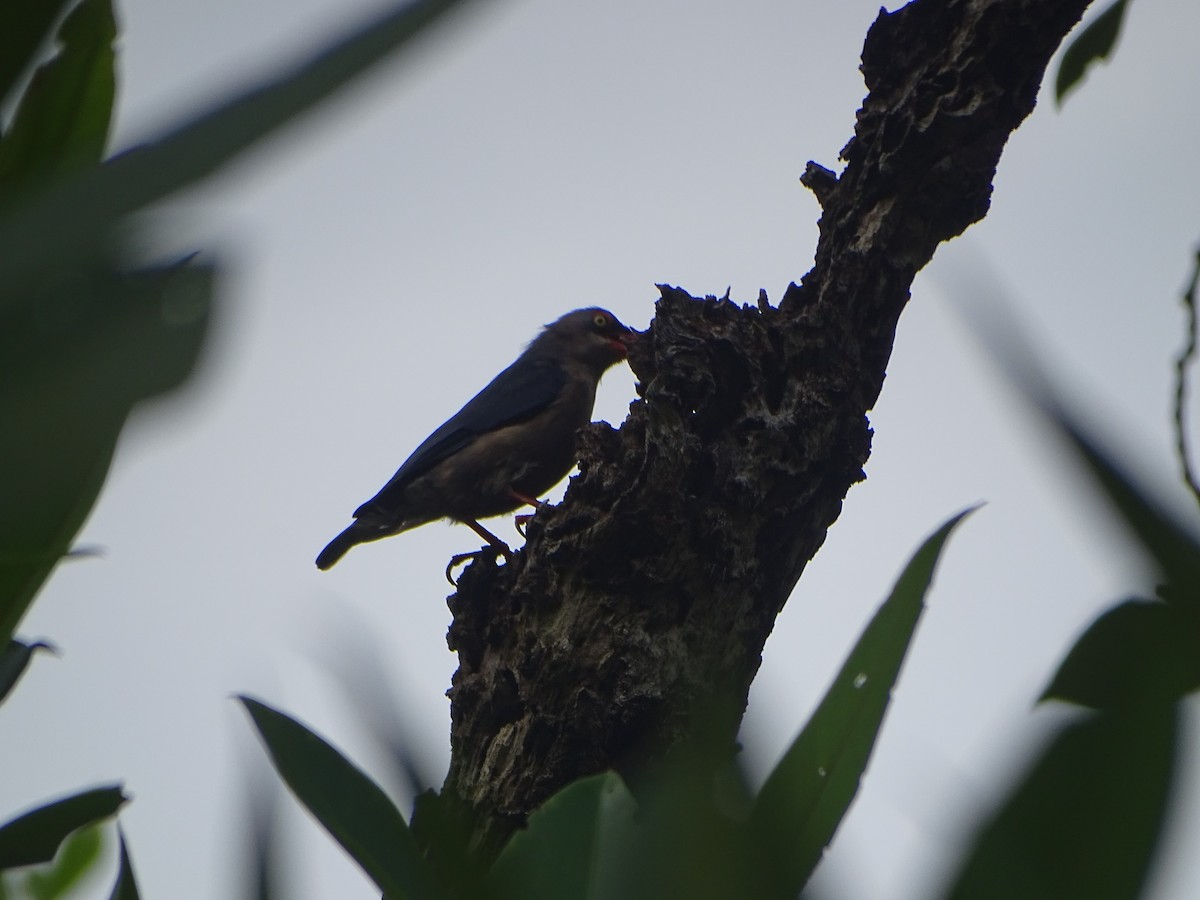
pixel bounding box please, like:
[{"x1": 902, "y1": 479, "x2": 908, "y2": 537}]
[
  {"x1": 242, "y1": 510, "x2": 971, "y2": 899},
  {"x1": 241, "y1": 410, "x2": 1196, "y2": 898},
  {"x1": 2, "y1": 0, "x2": 1195, "y2": 898},
  {"x1": 0, "y1": 0, "x2": 477, "y2": 894}
]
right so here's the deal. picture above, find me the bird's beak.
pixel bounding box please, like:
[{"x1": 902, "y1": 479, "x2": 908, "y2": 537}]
[{"x1": 610, "y1": 328, "x2": 637, "y2": 356}]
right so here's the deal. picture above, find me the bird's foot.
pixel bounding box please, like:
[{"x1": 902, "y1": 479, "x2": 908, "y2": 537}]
[
  {"x1": 507, "y1": 490, "x2": 547, "y2": 538},
  {"x1": 445, "y1": 544, "x2": 513, "y2": 586}
]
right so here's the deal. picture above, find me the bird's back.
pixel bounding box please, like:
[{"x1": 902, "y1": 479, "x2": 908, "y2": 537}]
[{"x1": 354, "y1": 353, "x2": 567, "y2": 518}]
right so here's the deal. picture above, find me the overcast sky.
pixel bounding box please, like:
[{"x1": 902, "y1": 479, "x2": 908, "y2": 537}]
[{"x1": 5, "y1": 0, "x2": 1200, "y2": 897}]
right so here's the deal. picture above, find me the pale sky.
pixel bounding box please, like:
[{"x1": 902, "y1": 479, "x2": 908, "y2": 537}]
[{"x1": 5, "y1": 1, "x2": 1200, "y2": 897}]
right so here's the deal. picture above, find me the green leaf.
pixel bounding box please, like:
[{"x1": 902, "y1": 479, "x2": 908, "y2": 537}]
[
  {"x1": 0, "y1": 785, "x2": 126, "y2": 870},
  {"x1": 485, "y1": 773, "x2": 637, "y2": 900},
  {"x1": 1001, "y1": 308, "x2": 1200, "y2": 610},
  {"x1": 1055, "y1": 0, "x2": 1130, "y2": 105},
  {"x1": 23, "y1": 823, "x2": 104, "y2": 900},
  {"x1": 975, "y1": 249, "x2": 1200, "y2": 598},
  {"x1": 239, "y1": 696, "x2": 447, "y2": 900},
  {"x1": 0, "y1": 0, "x2": 117, "y2": 195},
  {"x1": 1051, "y1": 415, "x2": 1200, "y2": 611},
  {"x1": 941, "y1": 704, "x2": 1177, "y2": 900},
  {"x1": 0, "y1": 0, "x2": 478, "y2": 297},
  {"x1": 749, "y1": 508, "x2": 975, "y2": 896},
  {"x1": 409, "y1": 789, "x2": 487, "y2": 896},
  {"x1": 0, "y1": 0, "x2": 75, "y2": 109},
  {"x1": 240, "y1": 772, "x2": 282, "y2": 900},
  {"x1": 1042, "y1": 598, "x2": 1200, "y2": 708},
  {"x1": 586, "y1": 747, "x2": 777, "y2": 900},
  {"x1": 0, "y1": 255, "x2": 214, "y2": 644},
  {"x1": 1, "y1": 0, "x2": 475, "y2": 644},
  {"x1": 107, "y1": 828, "x2": 139, "y2": 900},
  {"x1": 0, "y1": 639, "x2": 56, "y2": 705}
]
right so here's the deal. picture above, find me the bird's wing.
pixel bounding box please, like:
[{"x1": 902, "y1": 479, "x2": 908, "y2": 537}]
[{"x1": 355, "y1": 355, "x2": 567, "y2": 517}]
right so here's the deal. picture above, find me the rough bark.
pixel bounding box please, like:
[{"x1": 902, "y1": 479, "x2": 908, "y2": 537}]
[{"x1": 438, "y1": 0, "x2": 1093, "y2": 856}]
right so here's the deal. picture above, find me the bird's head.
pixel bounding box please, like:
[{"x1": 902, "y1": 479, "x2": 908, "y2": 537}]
[{"x1": 539, "y1": 307, "x2": 637, "y2": 375}]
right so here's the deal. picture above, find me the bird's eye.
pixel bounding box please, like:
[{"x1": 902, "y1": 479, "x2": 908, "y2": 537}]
[{"x1": 593, "y1": 313, "x2": 608, "y2": 329}]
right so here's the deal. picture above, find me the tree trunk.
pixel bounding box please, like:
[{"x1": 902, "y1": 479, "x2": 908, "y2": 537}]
[{"x1": 438, "y1": 0, "x2": 1093, "y2": 857}]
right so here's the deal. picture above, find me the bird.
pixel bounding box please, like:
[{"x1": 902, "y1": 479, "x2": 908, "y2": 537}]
[{"x1": 316, "y1": 307, "x2": 636, "y2": 574}]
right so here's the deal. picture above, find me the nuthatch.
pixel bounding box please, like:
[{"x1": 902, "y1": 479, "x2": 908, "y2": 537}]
[{"x1": 316, "y1": 308, "x2": 636, "y2": 573}]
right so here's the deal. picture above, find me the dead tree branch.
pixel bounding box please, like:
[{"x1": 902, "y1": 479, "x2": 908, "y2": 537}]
[{"x1": 437, "y1": 0, "x2": 1094, "y2": 856}]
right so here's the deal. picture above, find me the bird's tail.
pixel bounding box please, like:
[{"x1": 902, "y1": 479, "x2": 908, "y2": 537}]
[
  {"x1": 316, "y1": 516, "x2": 416, "y2": 569},
  {"x1": 316, "y1": 523, "x2": 365, "y2": 570}
]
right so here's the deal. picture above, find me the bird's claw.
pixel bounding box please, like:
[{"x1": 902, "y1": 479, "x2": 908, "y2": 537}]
[
  {"x1": 445, "y1": 544, "x2": 514, "y2": 586},
  {"x1": 514, "y1": 513, "x2": 534, "y2": 538},
  {"x1": 445, "y1": 552, "x2": 476, "y2": 585}
]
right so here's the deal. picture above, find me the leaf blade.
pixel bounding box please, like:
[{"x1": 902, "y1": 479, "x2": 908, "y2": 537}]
[
  {"x1": 239, "y1": 696, "x2": 446, "y2": 900},
  {"x1": 485, "y1": 772, "x2": 636, "y2": 900},
  {"x1": 0, "y1": 785, "x2": 126, "y2": 870},
  {"x1": 1042, "y1": 598, "x2": 1200, "y2": 708},
  {"x1": 0, "y1": 256, "x2": 214, "y2": 644},
  {"x1": 0, "y1": 639, "x2": 56, "y2": 705},
  {"x1": 1055, "y1": 0, "x2": 1130, "y2": 105},
  {"x1": 0, "y1": 0, "x2": 75, "y2": 109},
  {"x1": 0, "y1": 0, "x2": 478, "y2": 297},
  {"x1": 0, "y1": 0, "x2": 117, "y2": 194},
  {"x1": 1052, "y1": 414, "x2": 1200, "y2": 612},
  {"x1": 941, "y1": 704, "x2": 1177, "y2": 900},
  {"x1": 22, "y1": 822, "x2": 104, "y2": 900},
  {"x1": 107, "y1": 827, "x2": 139, "y2": 900},
  {"x1": 750, "y1": 508, "x2": 975, "y2": 895}
]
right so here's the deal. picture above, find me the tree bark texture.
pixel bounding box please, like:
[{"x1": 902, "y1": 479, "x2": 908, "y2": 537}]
[{"x1": 439, "y1": 0, "x2": 1093, "y2": 855}]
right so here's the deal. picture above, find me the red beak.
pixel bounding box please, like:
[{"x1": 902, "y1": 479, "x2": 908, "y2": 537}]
[{"x1": 611, "y1": 328, "x2": 637, "y2": 356}]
